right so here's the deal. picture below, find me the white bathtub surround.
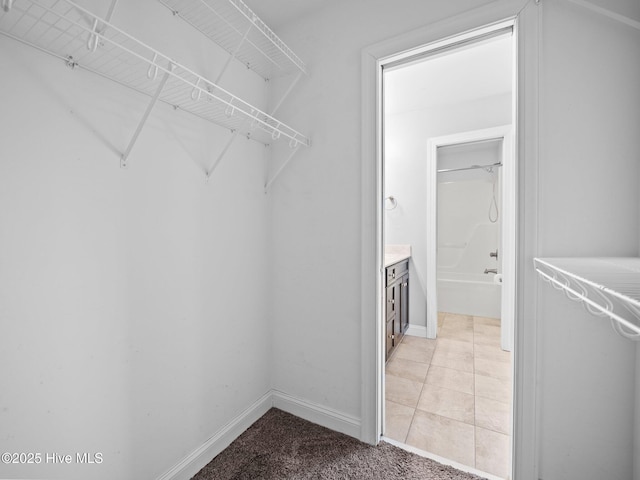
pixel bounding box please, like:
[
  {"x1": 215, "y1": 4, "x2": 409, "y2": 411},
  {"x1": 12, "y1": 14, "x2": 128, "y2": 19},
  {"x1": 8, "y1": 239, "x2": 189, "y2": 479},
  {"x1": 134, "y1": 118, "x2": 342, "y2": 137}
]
[
  {"x1": 437, "y1": 272, "x2": 502, "y2": 319},
  {"x1": 385, "y1": 244, "x2": 411, "y2": 267}
]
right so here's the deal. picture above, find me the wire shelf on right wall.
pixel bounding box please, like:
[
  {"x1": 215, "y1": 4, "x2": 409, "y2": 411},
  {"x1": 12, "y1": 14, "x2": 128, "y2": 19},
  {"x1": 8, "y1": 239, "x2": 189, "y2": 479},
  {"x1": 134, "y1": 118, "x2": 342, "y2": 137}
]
[{"x1": 534, "y1": 257, "x2": 640, "y2": 341}]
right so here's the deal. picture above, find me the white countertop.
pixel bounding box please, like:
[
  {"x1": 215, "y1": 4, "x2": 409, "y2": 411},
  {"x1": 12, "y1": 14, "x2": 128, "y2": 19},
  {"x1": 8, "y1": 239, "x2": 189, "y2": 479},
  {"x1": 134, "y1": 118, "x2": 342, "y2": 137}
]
[{"x1": 384, "y1": 244, "x2": 411, "y2": 267}]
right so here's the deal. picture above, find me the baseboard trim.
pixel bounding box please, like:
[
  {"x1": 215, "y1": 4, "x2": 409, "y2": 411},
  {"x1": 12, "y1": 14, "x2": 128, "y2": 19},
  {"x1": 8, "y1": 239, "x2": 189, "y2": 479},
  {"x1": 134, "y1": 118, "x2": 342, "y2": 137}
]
[
  {"x1": 156, "y1": 390, "x2": 361, "y2": 480},
  {"x1": 405, "y1": 324, "x2": 428, "y2": 337},
  {"x1": 271, "y1": 390, "x2": 361, "y2": 439},
  {"x1": 155, "y1": 391, "x2": 272, "y2": 480}
]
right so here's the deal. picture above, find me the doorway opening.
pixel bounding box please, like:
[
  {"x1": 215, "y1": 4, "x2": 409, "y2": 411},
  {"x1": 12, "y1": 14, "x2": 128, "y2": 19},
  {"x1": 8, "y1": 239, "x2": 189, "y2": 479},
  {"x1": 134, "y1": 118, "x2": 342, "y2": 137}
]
[{"x1": 381, "y1": 22, "x2": 516, "y2": 479}]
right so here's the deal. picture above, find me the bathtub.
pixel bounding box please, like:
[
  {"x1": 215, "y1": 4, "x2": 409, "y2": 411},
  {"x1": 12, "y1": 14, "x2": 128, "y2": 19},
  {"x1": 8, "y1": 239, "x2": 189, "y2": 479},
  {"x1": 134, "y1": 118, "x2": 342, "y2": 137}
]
[{"x1": 437, "y1": 271, "x2": 501, "y2": 319}]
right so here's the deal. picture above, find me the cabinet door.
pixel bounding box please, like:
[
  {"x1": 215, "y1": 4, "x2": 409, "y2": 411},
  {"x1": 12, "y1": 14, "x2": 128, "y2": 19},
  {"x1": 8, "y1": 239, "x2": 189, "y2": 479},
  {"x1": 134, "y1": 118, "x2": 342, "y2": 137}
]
[
  {"x1": 386, "y1": 284, "x2": 397, "y2": 321},
  {"x1": 400, "y1": 274, "x2": 409, "y2": 334},
  {"x1": 394, "y1": 301, "x2": 403, "y2": 343},
  {"x1": 386, "y1": 319, "x2": 394, "y2": 360}
]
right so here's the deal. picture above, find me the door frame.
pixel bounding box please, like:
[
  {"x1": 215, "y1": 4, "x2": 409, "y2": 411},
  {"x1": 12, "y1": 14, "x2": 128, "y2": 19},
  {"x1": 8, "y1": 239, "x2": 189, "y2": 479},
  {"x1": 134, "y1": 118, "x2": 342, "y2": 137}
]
[
  {"x1": 426, "y1": 125, "x2": 515, "y2": 353},
  {"x1": 360, "y1": 1, "x2": 541, "y2": 479}
]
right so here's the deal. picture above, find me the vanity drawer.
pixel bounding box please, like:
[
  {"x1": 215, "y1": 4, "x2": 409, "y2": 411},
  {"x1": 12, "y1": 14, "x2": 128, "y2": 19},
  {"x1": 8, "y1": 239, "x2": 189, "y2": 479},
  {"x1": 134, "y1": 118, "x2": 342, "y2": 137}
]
[{"x1": 386, "y1": 260, "x2": 409, "y2": 286}]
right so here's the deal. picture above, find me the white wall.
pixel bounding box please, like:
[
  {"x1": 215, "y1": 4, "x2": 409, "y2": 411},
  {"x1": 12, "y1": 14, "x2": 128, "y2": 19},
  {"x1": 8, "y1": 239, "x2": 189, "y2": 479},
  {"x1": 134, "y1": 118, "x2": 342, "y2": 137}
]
[
  {"x1": 270, "y1": 0, "x2": 640, "y2": 479},
  {"x1": 384, "y1": 95, "x2": 511, "y2": 327},
  {"x1": 267, "y1": 0, "x2": 501, "y2": 424},
  {"x1": 536, "y1": 1, "x2": 640, "y2": 479},
  {"x1": 0, "y1": 1, "x2": 271, "y2": 479}
]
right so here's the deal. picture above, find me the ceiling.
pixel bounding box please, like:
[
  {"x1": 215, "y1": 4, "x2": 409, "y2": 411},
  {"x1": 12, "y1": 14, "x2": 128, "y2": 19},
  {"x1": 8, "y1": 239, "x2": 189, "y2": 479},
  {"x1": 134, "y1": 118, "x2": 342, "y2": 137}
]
[{"x1": 385, "y1": 34, "x2": 514, "y2": 115}]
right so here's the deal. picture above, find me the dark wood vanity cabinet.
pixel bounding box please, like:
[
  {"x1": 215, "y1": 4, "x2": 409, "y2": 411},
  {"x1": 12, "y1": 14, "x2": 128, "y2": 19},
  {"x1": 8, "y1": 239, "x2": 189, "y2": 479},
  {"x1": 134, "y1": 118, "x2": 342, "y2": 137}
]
[{"x1": 385, "y1": 259, "x2": 409, "y2": 361}]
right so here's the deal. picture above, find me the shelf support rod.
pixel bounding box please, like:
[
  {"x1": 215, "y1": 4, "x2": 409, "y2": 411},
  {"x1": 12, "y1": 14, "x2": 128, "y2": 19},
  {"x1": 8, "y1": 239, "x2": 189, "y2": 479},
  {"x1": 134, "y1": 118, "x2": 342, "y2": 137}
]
[
  {"x1": 270, "y1": 71, "x2": 303, "y2": 116},
  {"x1": 264, "y1": 144, "x2": 300, "y2": 192},
  {"x1": 104, "y1": 0, "x2": 119, "y2": 24},
  {"x1": 87, "y1": 0, "x2": 119, "y2": 51},
  {"x1": 215, "y1": 24, "x2": 253, "y2": 85},
  {"x1": 121, "y1": 66, "x2": 172, "y2": 168},
  {"x1": 205, "y1": 121, "x2": 247, "y2": 181}
]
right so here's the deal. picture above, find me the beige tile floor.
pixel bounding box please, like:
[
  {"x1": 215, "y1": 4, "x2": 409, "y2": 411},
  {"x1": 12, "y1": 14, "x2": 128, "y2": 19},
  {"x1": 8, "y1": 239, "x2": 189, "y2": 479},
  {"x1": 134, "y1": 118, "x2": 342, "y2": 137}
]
[{"x1": 385, "y1": 312, "x2": 512, "y2": 479}]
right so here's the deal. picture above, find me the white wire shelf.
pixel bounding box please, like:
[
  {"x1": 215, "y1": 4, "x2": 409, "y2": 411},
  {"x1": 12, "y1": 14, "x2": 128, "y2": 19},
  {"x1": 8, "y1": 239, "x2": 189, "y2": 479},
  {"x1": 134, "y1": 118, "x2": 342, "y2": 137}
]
[
  {"x1": 534, "y1": 257, "x2": 640, "y2": 340},
  {"x1": 0, "y1": 0, "x2": 311, "y2": 151},
  {"x1": 158, "y1": 0, "x2": 306, "y2": 80}
]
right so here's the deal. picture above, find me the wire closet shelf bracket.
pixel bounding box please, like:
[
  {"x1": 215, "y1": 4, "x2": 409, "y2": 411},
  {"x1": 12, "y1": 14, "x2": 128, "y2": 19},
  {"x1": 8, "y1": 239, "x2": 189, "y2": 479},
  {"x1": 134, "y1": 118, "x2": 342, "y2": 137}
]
[
  {"x1": 534, "y1": 257, "x2": 640, "y2": 341},
  {"x1": 0, "y1": 0, "x2": 311, "y2": 175}
]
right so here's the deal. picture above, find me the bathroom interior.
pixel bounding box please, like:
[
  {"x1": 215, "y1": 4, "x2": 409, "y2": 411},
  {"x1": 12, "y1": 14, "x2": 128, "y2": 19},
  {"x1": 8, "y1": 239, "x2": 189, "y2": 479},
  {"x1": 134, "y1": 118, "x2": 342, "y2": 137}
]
[{"x1": 383, "y1": 32, "x2": 514, "y2": 479}]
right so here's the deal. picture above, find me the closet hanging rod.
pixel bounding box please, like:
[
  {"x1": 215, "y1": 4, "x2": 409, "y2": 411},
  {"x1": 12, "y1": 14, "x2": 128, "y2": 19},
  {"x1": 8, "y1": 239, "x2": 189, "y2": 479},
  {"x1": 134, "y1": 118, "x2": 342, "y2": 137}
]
[{"x1": 437, "y1": 162, "x2": 502, "y2": 174}]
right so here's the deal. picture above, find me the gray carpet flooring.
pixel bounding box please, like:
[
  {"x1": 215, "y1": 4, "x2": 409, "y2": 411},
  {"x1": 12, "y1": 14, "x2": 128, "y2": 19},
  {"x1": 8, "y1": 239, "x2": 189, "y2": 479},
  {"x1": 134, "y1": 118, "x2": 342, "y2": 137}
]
[{"x1": 192, "y1": 408, "x2": 487, "y2": 480}]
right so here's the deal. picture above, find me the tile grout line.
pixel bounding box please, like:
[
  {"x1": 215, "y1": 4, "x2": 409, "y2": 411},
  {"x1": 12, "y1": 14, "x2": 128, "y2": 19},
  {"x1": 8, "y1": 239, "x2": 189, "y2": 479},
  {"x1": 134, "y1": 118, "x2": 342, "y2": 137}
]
[
  {"x1": 405, "y1": 322, "x2": 446, "y2": 447},
  {"x1": 405, "y1": 363, "x2": 430, "y2": 444}
]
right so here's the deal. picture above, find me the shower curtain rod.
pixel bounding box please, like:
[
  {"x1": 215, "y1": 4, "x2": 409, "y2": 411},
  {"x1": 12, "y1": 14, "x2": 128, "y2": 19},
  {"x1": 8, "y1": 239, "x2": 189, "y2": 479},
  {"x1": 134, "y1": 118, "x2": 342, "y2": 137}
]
[{"x1": 437, "y1": 161, "x2": 503, "y2": 174}]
